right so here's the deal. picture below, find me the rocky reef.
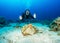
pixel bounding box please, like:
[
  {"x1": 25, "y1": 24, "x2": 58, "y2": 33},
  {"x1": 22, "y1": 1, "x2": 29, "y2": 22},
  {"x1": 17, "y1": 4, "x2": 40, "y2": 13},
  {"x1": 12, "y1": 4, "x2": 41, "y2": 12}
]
[
  {"x1": 0, "y1": 16, "x2": 6, "y2": 28},
  {"x1": 49, "y1": 17, "x2": 60, "y2": 31},
  {"x1": 22, "y1": 24, "x2": 38, "y2": 36}
]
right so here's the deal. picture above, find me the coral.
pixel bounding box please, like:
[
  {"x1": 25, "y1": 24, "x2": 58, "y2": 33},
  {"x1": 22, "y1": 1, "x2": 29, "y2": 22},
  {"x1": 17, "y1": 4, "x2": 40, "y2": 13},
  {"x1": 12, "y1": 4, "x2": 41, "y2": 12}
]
[
  {"x1": 21, "y1": 24, "x2": 38, "y2": 36},
  {"x1": 49, "y1": 17, "x2": 60, "y2": 31}
]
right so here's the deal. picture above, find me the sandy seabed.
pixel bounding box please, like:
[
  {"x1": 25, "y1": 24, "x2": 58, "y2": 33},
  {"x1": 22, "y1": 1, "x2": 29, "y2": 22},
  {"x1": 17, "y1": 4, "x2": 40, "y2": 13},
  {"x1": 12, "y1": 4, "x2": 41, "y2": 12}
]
[{"x1": 0, "y1": 23, "x2": 60, "y2": 43}]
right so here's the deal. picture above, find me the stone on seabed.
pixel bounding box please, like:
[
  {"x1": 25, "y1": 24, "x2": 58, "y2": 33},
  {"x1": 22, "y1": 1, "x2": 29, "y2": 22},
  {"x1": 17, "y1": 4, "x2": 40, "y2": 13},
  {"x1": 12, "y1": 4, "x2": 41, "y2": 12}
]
[{"x1": 22, "y1": 24, "x2": 37, "y2": 36}]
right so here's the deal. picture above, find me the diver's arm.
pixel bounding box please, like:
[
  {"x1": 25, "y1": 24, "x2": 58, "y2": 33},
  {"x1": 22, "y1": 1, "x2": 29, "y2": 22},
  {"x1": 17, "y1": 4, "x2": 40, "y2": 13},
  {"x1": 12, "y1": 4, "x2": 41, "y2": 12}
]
[{"x1": 29, "y1": 14, "x2": 34, "y2": 19}]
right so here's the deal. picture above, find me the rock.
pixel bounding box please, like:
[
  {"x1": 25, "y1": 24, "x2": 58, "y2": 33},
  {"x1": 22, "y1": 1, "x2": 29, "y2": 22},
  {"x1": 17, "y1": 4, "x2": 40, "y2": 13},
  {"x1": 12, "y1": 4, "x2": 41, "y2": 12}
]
[
  {"x1": 50, "y1": 17, "x2": 60, "y2": 31},
  {"x1": 57, "y1": 32, "x2": 60, "y2": 36},
  {"x1": 38, "y1": 29, "x2": 43, "y2": 33},
  {"x1": 22, "y1": 24, "x2": 38, "y2": 36},
  {"x1": 8, "y1": 39, "x2": 13, "y2": 43},
  {"x1": 13, "y1": 25, "x2": 22, "y2": 29},
  {"x1": 8, "y1": 19, "x2": 14, "y2": 23},
  {"x1": 57, "y1": 31, "x2": 60, "y2": 36},
  {"x1": 13, "y1": 23, "x2": 22, "y2": 28},
  {"x1": 3, "y1": 36, "x2": 5, "y2": 39}
]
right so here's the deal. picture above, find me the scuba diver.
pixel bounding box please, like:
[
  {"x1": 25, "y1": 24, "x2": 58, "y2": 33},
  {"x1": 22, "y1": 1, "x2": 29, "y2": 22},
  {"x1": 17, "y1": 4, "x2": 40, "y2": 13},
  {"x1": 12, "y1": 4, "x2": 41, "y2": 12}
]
[{"x1": 19, "y1": 9, "x2": 36, "y2": 21}]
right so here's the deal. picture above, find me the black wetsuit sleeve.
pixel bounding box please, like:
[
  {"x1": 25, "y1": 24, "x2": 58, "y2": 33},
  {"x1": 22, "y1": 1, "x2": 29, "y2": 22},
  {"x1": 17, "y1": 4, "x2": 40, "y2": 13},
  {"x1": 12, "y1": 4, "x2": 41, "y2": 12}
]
[{"x1": 29, "y1": 14, "x2": 34, "y2": 19}]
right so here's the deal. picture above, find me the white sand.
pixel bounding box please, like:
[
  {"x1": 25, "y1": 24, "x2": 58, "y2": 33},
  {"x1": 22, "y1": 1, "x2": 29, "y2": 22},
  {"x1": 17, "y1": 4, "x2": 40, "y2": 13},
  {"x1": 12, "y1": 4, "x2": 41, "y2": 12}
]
[{"x1": 0, "y1": 23, "x2": 60, "y2": 43}]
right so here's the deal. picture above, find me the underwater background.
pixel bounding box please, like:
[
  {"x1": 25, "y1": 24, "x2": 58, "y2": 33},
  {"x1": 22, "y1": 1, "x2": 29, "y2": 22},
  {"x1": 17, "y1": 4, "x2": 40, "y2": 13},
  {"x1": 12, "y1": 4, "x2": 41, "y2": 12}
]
[
  {"x1": 0, "y1": 0, "x2": 60, "y2": 43},
  {"x1": 0, "y1": 0, "x2": 60, "y2": 21}
]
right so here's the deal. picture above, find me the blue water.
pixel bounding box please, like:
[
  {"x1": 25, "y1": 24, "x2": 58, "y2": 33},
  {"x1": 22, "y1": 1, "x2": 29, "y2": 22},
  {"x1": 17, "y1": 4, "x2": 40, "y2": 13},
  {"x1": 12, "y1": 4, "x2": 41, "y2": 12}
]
[{"x1": 0, "y1": 0, "x2": 60, "y2": 20}]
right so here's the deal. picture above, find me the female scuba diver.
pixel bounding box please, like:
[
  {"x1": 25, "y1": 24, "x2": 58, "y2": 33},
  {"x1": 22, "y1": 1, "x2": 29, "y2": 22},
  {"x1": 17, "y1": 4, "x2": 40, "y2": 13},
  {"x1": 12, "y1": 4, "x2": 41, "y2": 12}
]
[{"x1": 19, "y1": 9, "x2": 36, "y2": 20}]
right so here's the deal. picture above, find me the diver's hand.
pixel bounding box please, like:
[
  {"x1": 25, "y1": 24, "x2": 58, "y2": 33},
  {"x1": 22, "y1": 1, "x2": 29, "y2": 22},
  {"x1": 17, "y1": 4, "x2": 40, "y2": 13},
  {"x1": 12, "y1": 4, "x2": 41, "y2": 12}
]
[
  {"x1": 19, "y1": 16, "x2": 23, "y2": 20},
  {"x1": 33, "y1": 13, "x2": 36, "y2": 19}
]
